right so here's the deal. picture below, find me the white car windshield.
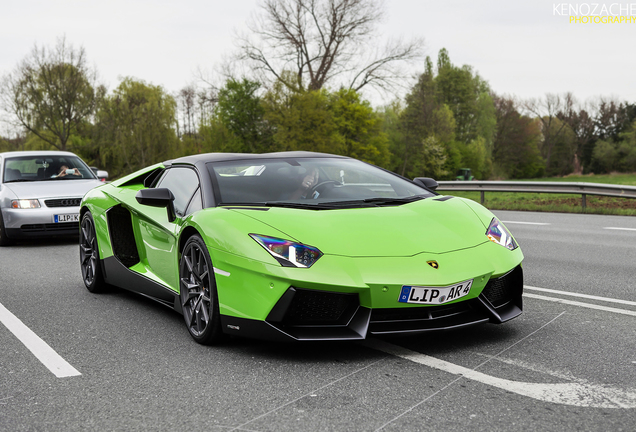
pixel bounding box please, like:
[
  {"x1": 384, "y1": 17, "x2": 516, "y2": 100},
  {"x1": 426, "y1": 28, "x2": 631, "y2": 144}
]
[
  {"x1": 207, "y1": 157, "x2": 434, "y2": 208},
  {"x1": 3, "y1": 155, "x2": 96, "y2": 183}
]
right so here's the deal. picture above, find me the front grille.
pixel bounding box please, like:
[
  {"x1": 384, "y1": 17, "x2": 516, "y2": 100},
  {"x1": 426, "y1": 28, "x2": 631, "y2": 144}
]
[
  {"x1": 45, "y1": 198, "x2": 82, "y2": 207},
  {"x1": 482, "y1": 265, "x2": 523, "y2": 308},
  {"x1": 284, "y1": 289, "x2": 359, "y2": 325},
  {"x1": 21, "y1": 222, "x2": 79, "y2": 232}
]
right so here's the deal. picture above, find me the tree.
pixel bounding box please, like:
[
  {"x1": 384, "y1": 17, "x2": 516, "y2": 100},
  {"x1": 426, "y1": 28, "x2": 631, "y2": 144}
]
[
  {"x1": 396, "y1": 68, "x2": 457, "y2": 179},
  {"x1": 522, "y1": 93, "x2": 571, "y2": 172},
  {"x1": 216, "y1": 78, "x2": 273, "y2": 153},
  {"x1": 262, "y1": 80, "x2": 340, "y2": 153},
  {"x1": 491, "y1": 94, "x2": 543, "y2": 179},
  {"x1": 329, "y1": 88, "x2": 389, "y2": 166},
  {"x1": 92, "y1": 78, "x2": 178, "y2": 177},
  {"x1": 237, "y1": 0, "x2": 423, "y2": 93},
  {"x1": 0, "y1": 37, "x2": 102, "y2": 151}
]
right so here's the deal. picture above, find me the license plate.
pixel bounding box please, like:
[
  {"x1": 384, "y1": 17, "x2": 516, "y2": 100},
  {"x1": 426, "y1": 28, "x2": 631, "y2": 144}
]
[
  {"x1": 54, "y1": 214, "x2": 79, "y2": 223},
  {"x1": 399, "y1": 279, "x2": 473, "y2": 305}
]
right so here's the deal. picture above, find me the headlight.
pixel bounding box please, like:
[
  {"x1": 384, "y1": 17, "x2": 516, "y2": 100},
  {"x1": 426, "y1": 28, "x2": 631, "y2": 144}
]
[
  {"x1": 11, "y1": 199, "x2": 41, "y2": 209},
  {"x1": 250, "y1": 234, "x2": 323, "y2": 268},
  {"x1": 486, "y1": 218, "x2": 518, "y2": 250}
]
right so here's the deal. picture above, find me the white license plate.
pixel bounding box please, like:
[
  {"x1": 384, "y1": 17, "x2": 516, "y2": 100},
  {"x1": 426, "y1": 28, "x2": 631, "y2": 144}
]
[
  {"x1": 54, "y1": 214, "x2": 79, "y2": 223},
  {"x1": 398, "y1": 279, "x2": 473, "y2": 305}
]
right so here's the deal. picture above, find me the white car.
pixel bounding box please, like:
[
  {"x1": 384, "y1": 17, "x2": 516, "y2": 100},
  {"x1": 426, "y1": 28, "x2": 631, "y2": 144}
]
[{"x1": 0, "y1": 151, "x2": 104, "y2": 245}]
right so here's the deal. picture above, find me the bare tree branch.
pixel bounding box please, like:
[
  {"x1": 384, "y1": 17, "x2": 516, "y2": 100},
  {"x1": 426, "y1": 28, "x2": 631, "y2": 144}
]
[{"x1": 235, "y1": 0, "x2": 424, "y2": 94}]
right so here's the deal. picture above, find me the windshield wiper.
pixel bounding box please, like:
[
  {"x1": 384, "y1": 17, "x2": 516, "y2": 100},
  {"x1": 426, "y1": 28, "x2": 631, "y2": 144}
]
[
  {"x1": 220, "y1": 201, "x2": 334, "y2": 210},
  {"x1": 361, "y1": 196, "x2": 426, "y2": 205}
]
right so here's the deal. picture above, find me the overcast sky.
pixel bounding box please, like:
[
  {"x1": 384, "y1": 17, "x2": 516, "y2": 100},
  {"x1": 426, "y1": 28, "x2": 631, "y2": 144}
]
[{"x1": 1, "y1": 0, "x2": 635, "y2": 106}]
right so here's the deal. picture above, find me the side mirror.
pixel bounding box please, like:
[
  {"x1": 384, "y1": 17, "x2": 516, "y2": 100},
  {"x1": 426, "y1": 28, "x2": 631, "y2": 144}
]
[
  {"x1": 135, "y1": 188, "x2": 176, "y2": 222},
  {"x1": 413, "y1": 177, "x2": 438, "y2": 191},
  {"x1": 96, "y1": 170, "x2": 109, "y2": 181}
]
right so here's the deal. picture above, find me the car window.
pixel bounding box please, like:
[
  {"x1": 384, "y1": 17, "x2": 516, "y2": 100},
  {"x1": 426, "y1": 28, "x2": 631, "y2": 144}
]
[
  {"x1": 2, "y1": 155, "x2": 96, "y2": 182},
  {"x1": 207, "y1": 157, "x2": 434, "y2": 206},
  {"x1": 155, "y1": 167, "x2": 200, "y2": 217},
  {"x1": 186, "y1": 188, "x2": 203, "y2": 215}
]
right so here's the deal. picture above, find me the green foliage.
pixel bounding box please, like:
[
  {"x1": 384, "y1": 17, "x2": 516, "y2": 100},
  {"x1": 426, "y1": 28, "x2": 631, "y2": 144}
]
[
  {"x1": 394, "y1": 49, "x2": 497, "y2": 180},
  {"x1": 262, "y1": 83, "x2": 338, "y2": 153},
  {"x1": 492, "y1": 95, "x2": 544, "y2": 179},
  {"x1": 393, "y1": 68, "x2": 456, "y2": 179},
  {"x1": 589, "y1": 120, "x2": 636, "y2": 173},
  {"x1": 543, "y1": 117, "x2": 576, "y2": 176},
  {"x1": 216, "y1": 78, "x2": 272, "y2": 153},
  {"x1": 92, "y1": 78, "x2": 178, "y2": 177},
  {"x1": 328, "y1": 89, "x2": 390, "y2": 167},
  {"x1": 198, "y1": 117, "x2": 243, "y2": 153},
  {"x1": 1, "y1": 39, "x2": 101, "y2": 152}
]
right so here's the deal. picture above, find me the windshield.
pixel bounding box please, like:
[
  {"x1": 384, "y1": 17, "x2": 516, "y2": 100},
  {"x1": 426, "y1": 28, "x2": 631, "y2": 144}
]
[
  {"x1": 207, "y1": 157, "x2": 434, "y2": 208},
  {"x1": 2, "y1": 155, "x2": 96, "y2": 183}
]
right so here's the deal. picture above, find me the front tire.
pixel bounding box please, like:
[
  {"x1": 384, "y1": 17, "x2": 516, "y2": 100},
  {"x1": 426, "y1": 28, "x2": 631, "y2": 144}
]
[
  {"x1": 179, "y1": 235, "x2": 223, "y2": 345},
  {"x1": 80, "y1": 211, "x2": 106, "y2": 293}
]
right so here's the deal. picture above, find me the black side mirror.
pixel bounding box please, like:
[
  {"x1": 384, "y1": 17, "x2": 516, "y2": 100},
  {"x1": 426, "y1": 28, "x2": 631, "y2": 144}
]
[
  {"x1": 413, "y1": 177, "x2": 439, "y2": 191},
  {"x1": 135, "y1": 188, "x2": 176, "y2": 222}
]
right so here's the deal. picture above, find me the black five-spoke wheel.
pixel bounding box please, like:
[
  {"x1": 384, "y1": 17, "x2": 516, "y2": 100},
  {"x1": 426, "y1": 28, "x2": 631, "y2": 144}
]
[
  {"x1": 80, "y1": 212, "x2": 106, "y2": 292},
  {"x1": 180, "y1": 235, "x2": 222, "y2": 344}
]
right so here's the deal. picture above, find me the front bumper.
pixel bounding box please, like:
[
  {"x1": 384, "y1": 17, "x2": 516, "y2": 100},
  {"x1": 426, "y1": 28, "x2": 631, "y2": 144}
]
[
  {"x1": 2, "y1": 205, "x2": 81, "y2": 238},
  {"x1": 219, "y1": 264, "x2": 524, "y2": 342}
]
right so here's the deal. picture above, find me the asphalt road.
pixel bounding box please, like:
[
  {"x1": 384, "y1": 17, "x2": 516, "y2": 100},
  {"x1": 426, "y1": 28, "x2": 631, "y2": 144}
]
[{"x1": 1, "y1": 211, "x2": 635, "y2": 431}]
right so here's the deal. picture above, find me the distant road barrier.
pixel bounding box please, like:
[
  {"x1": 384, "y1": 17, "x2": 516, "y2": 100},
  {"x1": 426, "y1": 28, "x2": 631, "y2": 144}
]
[{"x1": 436, "y1": 181, "x2": 636, "y2": 210}]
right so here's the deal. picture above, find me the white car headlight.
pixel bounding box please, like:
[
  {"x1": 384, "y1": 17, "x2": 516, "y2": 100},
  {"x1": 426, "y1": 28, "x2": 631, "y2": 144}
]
[
  {"x1": 486, "y1": 218, "x2": 518, "y2": 250},
  {"x1": 11, "y1": 199, "x2": 41, "y2": 209}
]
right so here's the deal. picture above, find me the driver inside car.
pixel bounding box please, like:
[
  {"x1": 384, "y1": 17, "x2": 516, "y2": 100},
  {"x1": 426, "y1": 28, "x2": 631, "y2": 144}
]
[
  {"x1": 53, "y1": 165, "x2": 82, "y2": 178},
  {"x1": 288, "y1": 168, "x2": 319, "y2": 200}
]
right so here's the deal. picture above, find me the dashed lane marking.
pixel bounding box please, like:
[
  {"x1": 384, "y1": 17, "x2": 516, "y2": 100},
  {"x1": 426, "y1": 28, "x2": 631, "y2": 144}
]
[{"x1": 0, "y1": 302, "x2": 81, "y2": 378}]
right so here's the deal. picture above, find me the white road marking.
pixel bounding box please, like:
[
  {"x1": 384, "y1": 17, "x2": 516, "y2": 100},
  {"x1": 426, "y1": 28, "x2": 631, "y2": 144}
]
[
  {"x1": 501, "y1": 221, "x2": 550, "y2": 225},
  {"x1": 366, "y1": 339, "x2": 636, "y2": 409},
  {"x1": 0, "y1": 302, "x2": 81, "y2": 378},
  {"x1": 524, "y1": 293, "x2": 636, "y2": 317},
  {"x1": 525, "y1": 285, "x2": 636, "y2": 307},
  {"x1": 604, "y1": 227, "x2": 636, "y2": 232}
]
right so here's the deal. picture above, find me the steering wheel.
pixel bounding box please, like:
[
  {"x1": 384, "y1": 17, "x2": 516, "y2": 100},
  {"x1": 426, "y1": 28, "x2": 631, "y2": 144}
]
[{"x1": 309, "y1": 180, "x2": 341, "y2": 198}]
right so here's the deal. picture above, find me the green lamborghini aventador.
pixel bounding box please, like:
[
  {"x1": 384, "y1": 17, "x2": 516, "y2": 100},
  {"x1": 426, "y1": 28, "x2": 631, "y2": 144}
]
[{"x1": 79, "y1": 151, "x2": 523, "y2": 344}]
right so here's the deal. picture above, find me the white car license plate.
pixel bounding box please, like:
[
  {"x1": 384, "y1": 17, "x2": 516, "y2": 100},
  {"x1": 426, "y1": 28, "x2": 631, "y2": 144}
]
[
  {"x1": 54, "y1": 214, "x2": 79, "y2": 223},
  {"x1": 399, "y1": 279, "x2": 473, "y2": 305}
]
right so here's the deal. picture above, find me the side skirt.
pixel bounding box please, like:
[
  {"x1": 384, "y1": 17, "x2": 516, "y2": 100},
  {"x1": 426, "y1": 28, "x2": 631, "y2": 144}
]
[{"x1": 102, "y1": 256, "x2": 181, "y2": 312}]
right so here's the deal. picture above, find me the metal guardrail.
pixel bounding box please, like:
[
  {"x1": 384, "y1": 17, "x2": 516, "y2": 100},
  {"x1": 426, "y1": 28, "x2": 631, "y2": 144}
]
[{"x1": 436, "y1": 181, "x2": 636, "y2": 210}]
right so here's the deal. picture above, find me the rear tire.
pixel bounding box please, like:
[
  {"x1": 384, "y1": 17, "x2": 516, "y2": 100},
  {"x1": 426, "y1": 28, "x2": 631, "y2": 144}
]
[
  {"x1": 179, "y1": 235, "x2": 223, "y2": 345},
  {"x1": 80, "y1": 211, "x2": 106, "y2": 293}
]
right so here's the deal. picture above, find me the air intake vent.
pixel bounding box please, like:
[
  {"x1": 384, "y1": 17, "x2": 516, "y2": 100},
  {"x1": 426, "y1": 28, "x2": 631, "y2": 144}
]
[
  {"x1": 107, "y1": 205, "x2": 140, "y2": 268},
  {"x1": 482, "y1": 265, "x2": 523, "y2": 308},
  {"x1": 284, "y1": 289, "x2": 359, "y2": 326}
]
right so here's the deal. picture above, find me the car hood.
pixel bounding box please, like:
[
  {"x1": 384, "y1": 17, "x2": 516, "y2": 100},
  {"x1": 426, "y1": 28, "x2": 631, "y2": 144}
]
[
  {"x1": 3, "y1": 180, "x2": 103, "y2": 199},
  {"x1": 230, "y1": 197, "x2": 490, "y2": 256}
]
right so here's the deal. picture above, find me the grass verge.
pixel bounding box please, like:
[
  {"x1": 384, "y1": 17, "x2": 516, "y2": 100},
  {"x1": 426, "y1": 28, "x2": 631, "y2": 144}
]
[{"x1": 442, "y1": 191, "x2": 636, "y2": 217}]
